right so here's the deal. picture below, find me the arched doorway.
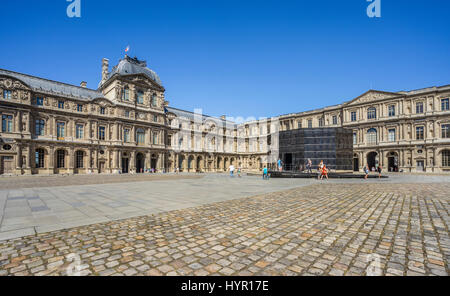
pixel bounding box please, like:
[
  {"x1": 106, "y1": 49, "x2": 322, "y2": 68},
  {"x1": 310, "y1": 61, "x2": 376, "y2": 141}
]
[
  {"x1": 196, "y1": 156, "x2": 203, "y2": 172},
  {"x1": 188, "y1": 155, "x2": 194, "y2": 172},
  {"x1": 353, "y1": 154, "x2": 359, "y2": 172},
  {"x1": 121, "y1": 153, "x2": 129, "y2": 174},
  {"x1": 151, "y1": 154, "x2": 158, "y2": 172},
  {"x1": 136, "y1": 153, "x2": 145, "y2": 173},
  {"x1": 178, "y1": 155, "x2": 185, "y2": 172},
  {"x1": 367, "y1": 152, "x2": 378, "y2": 171},
  {"x1": 217, "y1": 157, "x2": 222, "y2": 171},
  {"x1": 387, "y1": 152, "x2": 399, "y2": 172}
]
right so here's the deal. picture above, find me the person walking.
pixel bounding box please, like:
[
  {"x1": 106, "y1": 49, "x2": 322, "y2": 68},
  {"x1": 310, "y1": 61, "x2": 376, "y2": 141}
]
[
  {"x1": 377, "y1": 165, "x2": 382, "y2": 179},
  {"x1": 229, "y1": 164, "x2": 235, "y2": 177},
  {"x1": 277, "y1": 158, "x2": 283, "y2": 172},
  {"x1": 263, "y1": 166, "x2": 268, "y2": 180},
  {"x1": 317, "y1": 160, "x2": 324, "y2": 180},
  {"x1": 320, "y1": 164, "x2": 329, "y2": 180},
  {"x1": 237, "y1": 167, "x2": 242, "y2": 178},
  {"x1": 307, "y1": 158, "x2": 313, "y2": 174},
  {"x1": 364, "y1": 164, "x2": 369, "y2": 180}
]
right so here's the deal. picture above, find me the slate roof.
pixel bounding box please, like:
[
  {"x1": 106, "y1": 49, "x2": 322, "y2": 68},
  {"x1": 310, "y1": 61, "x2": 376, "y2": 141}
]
[
  {"x1": 0, "y1": 68, "x2": 105, "y2": 101},
  {"x1": 166, "y1": 106, "x2": 237, "y2": 128},
  {"x1": 101, "y1": 56, "x2": 163, "y2": 88}
]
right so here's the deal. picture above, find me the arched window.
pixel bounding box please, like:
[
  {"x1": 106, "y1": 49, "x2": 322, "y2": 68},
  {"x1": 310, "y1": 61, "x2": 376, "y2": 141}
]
[
  {"x1": 367, "y1": 107, "x2": 377, "y2": 120},
  {"x1": 442, "y1": 150, "x2": 450, "y2": 167},
  {"x1": 122, "y1": 86, "x2": 130, "y2": 101},
  {"x1": 151, "y1": 94, "x2": 157, "y2": 107},
  {"x1": 136, "y1": 128, "x2": 145, "y2": 145},
  {"x1": 35, "y1": 149, "x2": 45, "y2": 168},
  {"x1": 56, "y1": 150, "x2": 65, "y2": 168},
  {"x1": 367, "y1": 128, "x2": 377, "y2": 144},
  {"x1": 76, "y1": 151, "x2": 84, "y2": 168}
]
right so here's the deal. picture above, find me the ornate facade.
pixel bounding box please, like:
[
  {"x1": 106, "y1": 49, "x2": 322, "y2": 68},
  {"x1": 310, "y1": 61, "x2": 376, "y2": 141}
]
[{"x1": 0, "y1": 55, "x2": 449, "y2": 175}]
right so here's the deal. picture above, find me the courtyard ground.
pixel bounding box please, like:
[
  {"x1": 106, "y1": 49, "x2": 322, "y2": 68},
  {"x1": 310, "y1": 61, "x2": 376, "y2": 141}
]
[{"x1": 0, "y1": 173, "x2": 449, "y2": 276}]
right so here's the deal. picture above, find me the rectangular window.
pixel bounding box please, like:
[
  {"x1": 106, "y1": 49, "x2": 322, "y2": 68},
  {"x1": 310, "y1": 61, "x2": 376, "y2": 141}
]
[
  {"x1": 36, "y1": 97, "x2": 44, "y2": 106},
  {"x1": 124, "y1": 129, "x2": 130, "y2": 142},
  {"x1": 98, "y1": 126, "x2": 106, "y2": 140},
  {"x1": 297, "y1": 121, "x2": 302, "y2": 129},
  {"x1": 442, "y1": 98, "x2": 450, "y2": 111},
  {"x1": 100, "y1": 107, "x2": 105, "y2": 115},
  {"x1": 125, "y1": 110, "x2": 130, "y2": 118},
  {"x1": 332, "y1": 115, "x2": 338, "y2": 125},
  {"x1": 2, "y1": 115, "x2": 13, "y2": 132},
  {"x1": 58, "y1": 101, "x2": 64, "y2": 109},
  {"x1": 57, "y1": 122, "x2": 65, "y2": 139},
  {"x1": 3, "y1": 90, "x2": 11, "y2": 99},
  {"x1": 318, "y1": 118, "x2": 324, "y2": 127},
  {"x1": 367, "y1": 108, "x2": 377, "y2": 120},
  {"x1": 416, "y1": 126, "x2": 424, "y2": 140},
  {"x1": 153, "y1": 133, "x2": 158, "y2": 145},
  {"x1": 35, "y1": 119, "x2": 45, "y2": 136},
  {"x1": 388, "y1": 128, "x2": 396, "y2": 142},
  {"x1": 351, "y1": 112, "x2": 357, "y2": 122},
  {"x1": 137, "y1": 90, "x2": 144, "y2": 104},
  {"x1": 416, "y1": 102, "x2": 424, "y2": 114},
  {"x1": 153, "y1": 115, "x2": 158, "y2": 122},
  {"x1": 388, "y1": 105, "x2": 396, "y2": 117},
  {"x1": 308, "y1": 120, "x2": 312, "y2": 128},
  {"x1": 76, "y1": 124, "x2": 84, "y2": 139},
  {"x1": 77, "y1": 104, "x2": 83, "y2": 112},
  {"x1": 353, "y1": 133, "x2": 357, "y2": 145},
  {"x1": 442, "y1": 124, "x2": 450, "y2": 139}
]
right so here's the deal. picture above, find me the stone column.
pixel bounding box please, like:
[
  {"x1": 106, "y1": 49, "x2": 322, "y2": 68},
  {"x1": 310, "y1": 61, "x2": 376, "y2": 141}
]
[
  {"x1": 49, "y1": 146, "x2": 55, "y2": 174},
  {"x1": 130, "y1": 151, "x2": 136, "y2": 173},
  {"x1": 88, "y1": 148, "x2": 93, "y2": 173},
  {"x1": 68, "y1": 147, "x2": 75, "y2": 174},
  {"x1": 15, "y1": 145, "x2": 22, "y2": 174}
]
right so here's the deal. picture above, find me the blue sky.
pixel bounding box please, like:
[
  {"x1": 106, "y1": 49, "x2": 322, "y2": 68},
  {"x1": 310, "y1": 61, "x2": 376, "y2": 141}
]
[{"x1": 1, "y1": 0, "x2": 449, "y2": 119}]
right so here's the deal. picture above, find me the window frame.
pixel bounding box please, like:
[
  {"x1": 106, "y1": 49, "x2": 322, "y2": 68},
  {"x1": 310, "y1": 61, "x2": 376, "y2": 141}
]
[
  {"x1": 136, "y1": 90, "x2": 144, "y2": 104},
  {"x1": 367, "y1": 107, "x2": 377, "y2": 120},
  {"x1": 441, "y1": 124, "x2": 450, "y2": 139},
  {"x1": 3, "y1": 90, "x2": 12, "y2": 99},
  {"x1": 388, "y1": 105, "x2": 396, "y2": 117},
  {"x1": 388, "y1": 128, "x2": 396, "y2": 142},
  {"x1": 415, "y1": 126, "x2": 425, "y2": 140},
  {"x1": 442, "y1": 98, "x2": 450, "y2": 111},
  {"x1": 367, "y1": 128, "x2": 378, "y2": 145},
  {"x1": 443, "y1": 150, "x2": 450, "y2": 167},
  {"x1": 351, "y1": 111, "x2": 357, "y2": 122},
  {"x1": 58, "y1": 100, "x2": 65, "y2": 109},
  {"x1": 76, "y1": 124, "x2": 84, "y2": 139},
  {"x1": 98, "y1": 126, "x2": 106, "y2": 140},
  {"x1": 416, "y1": 102, "x2": 424, "y2": 114},
  {"x1": 35, "y1": 149, "x2": 45, "y2": 168},
  {"x1": 2, "y1": 114, "x2": 13, "y2": 133},
  {"x1": 35, "y1": 119, "x2": 45, "y2": 136}
]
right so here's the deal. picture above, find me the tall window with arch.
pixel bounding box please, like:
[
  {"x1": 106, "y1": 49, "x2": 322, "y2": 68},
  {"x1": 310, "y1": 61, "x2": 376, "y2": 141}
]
[
  {"x1": 56, "y1": 150, "x2": 65, "y2": 168},
  {"x1": 443, "y1": 150, "x2": 450, "y2": 167},
  {"x1": 367, "y1": 128, "x2": 378, "y2": 144},
  {"x1": 35, "y1": 149, "x2": 45, "y2": 168}
]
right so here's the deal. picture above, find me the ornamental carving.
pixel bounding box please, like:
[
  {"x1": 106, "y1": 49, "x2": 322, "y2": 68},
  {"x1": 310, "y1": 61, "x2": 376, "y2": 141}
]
[{"x1": 348, "y1": 92, "x2": 398, "y2": 106}]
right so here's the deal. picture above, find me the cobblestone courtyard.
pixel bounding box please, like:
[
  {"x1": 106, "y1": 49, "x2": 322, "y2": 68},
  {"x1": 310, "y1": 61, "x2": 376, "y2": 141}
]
[{"x1": 0, "y1": 174, "x2": 449, "y2": 276}]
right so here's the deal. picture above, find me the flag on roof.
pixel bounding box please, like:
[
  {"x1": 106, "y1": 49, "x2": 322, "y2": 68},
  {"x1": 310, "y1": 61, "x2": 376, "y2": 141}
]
[{"x1": 125, "y1": 45, "x2": 130, "y2": 53}]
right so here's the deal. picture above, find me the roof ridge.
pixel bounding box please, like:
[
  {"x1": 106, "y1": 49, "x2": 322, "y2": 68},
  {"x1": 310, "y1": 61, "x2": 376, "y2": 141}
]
[{"x1": 0, "y1": 68, "x2": 101, "y2": 93}]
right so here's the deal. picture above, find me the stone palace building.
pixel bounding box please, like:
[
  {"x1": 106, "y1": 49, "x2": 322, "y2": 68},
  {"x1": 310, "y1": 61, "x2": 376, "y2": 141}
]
[{"x1": 0, "y1": 55, "x2": 449, "y2": 175}]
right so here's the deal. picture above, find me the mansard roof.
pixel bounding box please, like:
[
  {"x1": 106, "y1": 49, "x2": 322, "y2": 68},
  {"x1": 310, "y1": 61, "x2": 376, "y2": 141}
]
[
  {"x1": 166, "y1": 106, "x2": 237, "y2": 128},
  {"x1": 0, "y1": 69, "x2": 105, "y2": 101},
  {"x1": 101, "y1": 56, "x2": 163, "y2": 88}
]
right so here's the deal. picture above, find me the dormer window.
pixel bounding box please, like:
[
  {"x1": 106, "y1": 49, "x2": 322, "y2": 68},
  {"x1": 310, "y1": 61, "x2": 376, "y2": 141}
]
[
  {"x1": 36, "y1": 97, "x2": 44, "y2": 106},
  {"x1": 137, "y1": 90, "x2": 144, "y2": 104},
  {"x1": 100, "y1": 107, "x2": 106, "y2": 115},
  {"x1": 3, "y1": 90, "x2": 11, "y2": 99},
  {"x1": 58, "y1": 101, "x2": 65, "y2": 109},
  {"x1": 122, "y1": 86, "x2": 130, "y2": 101}
]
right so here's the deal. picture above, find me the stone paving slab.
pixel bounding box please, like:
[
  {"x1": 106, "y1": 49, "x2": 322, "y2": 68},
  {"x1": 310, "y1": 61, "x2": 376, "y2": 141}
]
[{"x1": 0, "y1": 182, "x2": 448, "y2": 276}]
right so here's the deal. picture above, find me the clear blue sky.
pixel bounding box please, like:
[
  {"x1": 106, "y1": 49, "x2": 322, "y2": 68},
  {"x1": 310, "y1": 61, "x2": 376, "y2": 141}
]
[{"x1": 1, "y1": 0, "x2": 449, "y2": 119}]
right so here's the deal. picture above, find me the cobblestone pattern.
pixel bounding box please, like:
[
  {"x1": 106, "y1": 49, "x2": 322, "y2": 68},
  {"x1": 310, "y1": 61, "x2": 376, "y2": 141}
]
[{"x1": 0, "y1": 183, "x2": 448, "y2": 276}]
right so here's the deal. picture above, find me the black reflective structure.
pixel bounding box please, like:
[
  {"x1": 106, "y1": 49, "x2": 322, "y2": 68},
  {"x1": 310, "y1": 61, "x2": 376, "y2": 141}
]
[{"x1": 279, "y1": 128, "x2": 353, "y2": 171}]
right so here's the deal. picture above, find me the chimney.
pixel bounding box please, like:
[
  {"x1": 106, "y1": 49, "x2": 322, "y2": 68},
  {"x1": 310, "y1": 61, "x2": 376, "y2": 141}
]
[
  {"x1": 80, "y1": 81, "x2": 87, "y2": 88},
  {"x1": 101, "y1": 58, "x2": 109, "y2": 84}
]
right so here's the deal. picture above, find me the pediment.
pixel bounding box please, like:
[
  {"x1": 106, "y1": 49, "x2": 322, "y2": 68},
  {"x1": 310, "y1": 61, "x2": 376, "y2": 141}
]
[
  {"x1": 346, "y1": 90, "x2": 401, "y2": 106},
  {"x1": 0, "y1": 76, "x2": 31, "y2": 91},
  {"x1": 128, "y1": 75, "x2": 164, "y2": 90},
  {"x1": 91, "y1": 97, "x2": 114, "y2": 106}
]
